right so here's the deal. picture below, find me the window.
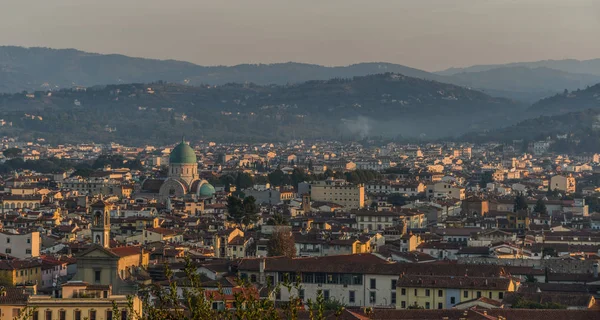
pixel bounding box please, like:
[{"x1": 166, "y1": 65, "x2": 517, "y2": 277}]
[
  {"x1": 89, "y1": 310, "x2": 96, "y2": 320},
  {"x1": 476, "y1": 291, "x2": 481, "y2": 298},
  {"x1": 463, "y1": 290, "x2": 469, "y2": 298},
  {"x1": 450, "y1": 297, "x2": 456, "y2": 304},
  {"x1": 323, "y1": 290, "x2": 330, "y2": 301},
  {"x1": 499, "y1": 292, "x2": 504, "y2": 299},
  {"x1": 438, "y1": 302, "x2": 443, "y2": 309},
  {"x1": 45, "y1": 311, "x2": 52, "y2": 320},
  {"x1": 414, "y1": 289, "x2": 418, "y2": 296},
  {"x1": 438, "y1": 290, "x2": 443, "y2": 297},
  {"x1": 121, "y1": 310, "x2": 128, "y2": 320},
  {"x1": 369, "y1": 291, "x2": 376, "y2": 304},
  {"x1": 27, "y1": 238, "x2": 31, "y2": 244},
  {"x1": 401, "y1": 288, "x2": 406, "y2": 295},
  {"x1": 370, "y1": 278, "x2": 376, "y2": 289},
  {"x1": 425, "y1": 289, "x2": 430, "y2": 297},
  {"x1": 275, "y1": 289, "x2": 281, "y2": 300},
  {"x1": 391, "y1": 292, "x2": 396, "y2": 304},
  {"x1": 391, "y1": 279, "x2": 397, "y2": 290},
  {"x1": 106, "y1": 311, "x2": 113, "y2": 320},
  {"x1": 32, "y1": 311, "x2": 39, "y2": 320},
  {"x1": 59, "y1": 310, "x2": 66, "y2": 320},
  {"x1": 489, "y1": 292, "x2": 493, "y2": 299},
  {"x1": 26, "y1": 249, "x2": 32, "y2": 254},
  {"x1": 6, "y1": 238, "x2": 10, "y2": 243},
  {"x1": 401, "y1": 301, "x2": 406, "y2": 308},
  {"x1": 250, "y1": 274, "x2": 257, "y2": 282},
  {"x1": 298, "y1": 289, "x2": 305, "y2": 300},
  {"x1": 5, "y1": 248, "x2": 11, "y2": 254},
  {"x1": 425, "y1": 302, "x2": 430, "y2": 309},
  {"x1": 75, "y1": 310, "x2": 81, "y2": 320},
  {"x1": 104, "y1": 291, "x2": 108, "y2": 299},
  {"x1": 95, "y1": 270, "x2": 101, "y2": 282},
  {"x1": 349, "y1": 291, "x2": 355, "y2": 303}
]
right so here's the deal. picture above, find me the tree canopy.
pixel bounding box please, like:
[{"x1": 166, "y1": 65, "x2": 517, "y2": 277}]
[{"x1": 267, "y1": 230, "x2": 296, "y2": 258}]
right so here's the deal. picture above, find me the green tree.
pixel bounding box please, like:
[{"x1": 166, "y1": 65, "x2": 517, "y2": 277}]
[
  {"x1": 266, "y1": 213, "x2": 288, "y2": 226},
  {"x1": 226, "y1": 196, "x2": 259, "y2": 230},
  {"x1": 2, "y1": 147, "x2": 22, "y2": 158},
  {"x1": 524, "y1": 274, "x2": 538, "y2": 283},
  {"x1": 267, "y1": 230, "x2": 296, "y2": 258},
  {"x1": 479, "y1": 171, "x2": 494, "y2": 188},
  {"x1": 513, "y1": 194, "x2": 528, "y2": 212},
  {"x1": 533, "y1": 198, "x2": 548, "y2": 215},
  {"x1": 268, "y1": 169, "x2": 286, "y2": 187},
  {"x1": 236, "y1": 172, "x2": 254, "y2": 189}
]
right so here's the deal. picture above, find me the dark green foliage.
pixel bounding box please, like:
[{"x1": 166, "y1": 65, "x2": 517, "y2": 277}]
[
  {"x1": 387, "y1": 193, "x2": 407, "y2": 206},
  {"x1": 0, "y1": 157, "x2": 75, "y2": 174},
  {"x1": 533, "y1": 198, "x2": 548, "y2": 215},
  {"x1": 266, "y1": 214, "x2": 288, "y2": 226},
  {"x1": 268, "y1": 169, "x2": 286, "y2": 187},
  {"x1": 344, "y1": 169, "x2": 381, "y2": 184},
  {"x1": 235, "y1": 172, "x2": 254, "y2": 189},
  {"x1": 524, "y1": 274, "x2": 538, "y2": 283},
  {"x1": 226, "y1": 196, "x2": 259, "y2": 229},
  {"x1": 513, "y1": 194, "x2": 528, "y2": 212},
  {"x1": 479, "y1": 171, "x2": 494, "y2": 188},
  {"x1": 0, "y1": 73, "x2": 523, "y2": 144},
  {"x1": 2, "y1": 147, "x2": 22, "y2": 158}
]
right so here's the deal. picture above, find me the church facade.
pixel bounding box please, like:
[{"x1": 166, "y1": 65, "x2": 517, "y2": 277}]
[{"x1": 72, "y1": 201, "x2": 149, "y2": 295}]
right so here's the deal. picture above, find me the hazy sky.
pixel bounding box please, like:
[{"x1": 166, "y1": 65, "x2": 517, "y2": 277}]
[{"x1": 1, "y1": 0, "x2": 599, "y2": 71}]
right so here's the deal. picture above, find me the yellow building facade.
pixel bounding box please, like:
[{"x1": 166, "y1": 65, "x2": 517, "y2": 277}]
[{"x1": 396, "y1": 275, "x2": 516, "y2": 310}]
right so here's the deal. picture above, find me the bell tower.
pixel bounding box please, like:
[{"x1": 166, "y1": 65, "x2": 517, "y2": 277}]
[{"x1": 90, "y1": 200, "x2": 111, "y2": 248}]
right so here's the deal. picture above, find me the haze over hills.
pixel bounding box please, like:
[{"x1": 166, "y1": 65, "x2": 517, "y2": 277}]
[
  {"x1": 1, "y1": 46, "x2": 600, "y2": 103},
  {"x1": 528, "y1": 83, "x2": 600, "y2": 116},
  {"x1": 462, "y1": 108, "x2": 600, "y2": 154},
  {"x1": 438, "y1": 58, "x2": 600, "y2": 76},
  {"x1": 0, "y1": 73, "x2": 522, "y2": 145}
]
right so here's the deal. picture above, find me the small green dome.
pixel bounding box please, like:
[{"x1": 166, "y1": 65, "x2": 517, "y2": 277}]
[
  {"x1": 199, "y1": 182, "x2": 216, "y2": 196},
  {"x1": 170, "y1": 141, "x2": 197, "y2": 164}
]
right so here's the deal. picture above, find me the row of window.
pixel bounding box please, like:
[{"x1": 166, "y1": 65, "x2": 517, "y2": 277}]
[
  {"x1": 399, "y1": 288, "x2": 504, "y2": 300},
  {"x1": 32, "y1": 309, "x2": 127, "y2": 320},
  {"x1": 5, "y1": 248, "x2": 32, "y2": 254},
  {"x1": 6, "y1": 238, "x2": 32, "y2": 244}
]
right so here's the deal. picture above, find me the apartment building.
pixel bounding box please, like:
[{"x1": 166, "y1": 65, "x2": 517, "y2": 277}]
[
  {"x1": 301, "y1": 179, "x2": 365, "y2": 209},
  {"x1": 0, "y1": 231, "x2": 40, "y2": 259}
]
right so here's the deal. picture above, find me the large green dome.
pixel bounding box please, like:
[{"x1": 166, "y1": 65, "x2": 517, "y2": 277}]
[
  {"x1": 199, "y1": 182, "x2": 216, "y2": 197},
  {"x1": 169, "y1": 141, "x2": 197, "y2": 164}
]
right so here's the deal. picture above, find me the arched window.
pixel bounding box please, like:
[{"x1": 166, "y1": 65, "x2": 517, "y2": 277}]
[
  {"x1": 94, "y1": 212, "x2": 101, "y2": 226},
  {"x1": 95, "y1": 235, "x2": 101, "y2": 244}
]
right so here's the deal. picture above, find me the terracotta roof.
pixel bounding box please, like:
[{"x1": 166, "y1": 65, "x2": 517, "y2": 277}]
[{"x1": 110, "y1": 245, "x2": 143, "y2": 257}]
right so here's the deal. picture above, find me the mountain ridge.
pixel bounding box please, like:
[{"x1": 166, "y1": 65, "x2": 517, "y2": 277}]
[
  {"x1": 1, "y1": 46, "x2": 599, "y2": 103},
  {"x1": 0, "y1": 73, "x2": 523, "y2": 145}
]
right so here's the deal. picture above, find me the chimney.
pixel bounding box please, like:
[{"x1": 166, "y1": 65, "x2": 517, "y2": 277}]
[{"x1": 259, "y1": 258, "x2": 266, "y2": 284}]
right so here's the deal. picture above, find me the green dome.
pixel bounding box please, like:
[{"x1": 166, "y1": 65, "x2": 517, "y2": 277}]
[
  {"x1": 199, "y1": 182, "x2": 216, "y2": 196},
  {"x1": 169, "y1": 141, "x2": 197, "y2": 164}
]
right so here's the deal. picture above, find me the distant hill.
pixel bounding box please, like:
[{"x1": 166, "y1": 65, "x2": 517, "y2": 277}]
[
  {"x1": 1, "y1": 46, "x2": 598, "y2": 103},
  {"x1": 446, "y1": 67, "x2": 600, "y2": 103},
  {"x1": 0, "y1": 73, "x2": 523, "y2": 145},
  {"x1": 0, "y1": 46, "x2": 445, "y2": 92},
  {"x1": 438, "y1": 58, "x2": 600, "y2": 76},
  {"x1": 528, "y1": 83, "x2": 600, "y2": 116},
  {"x1": 461, "y1": 109, "x2": 600, "y2": 153}
]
